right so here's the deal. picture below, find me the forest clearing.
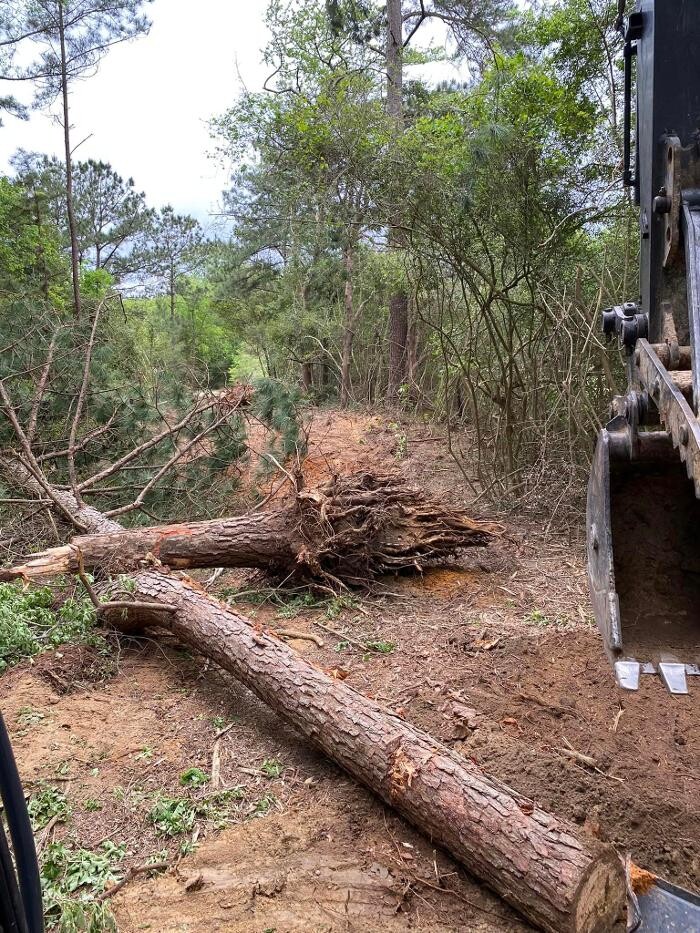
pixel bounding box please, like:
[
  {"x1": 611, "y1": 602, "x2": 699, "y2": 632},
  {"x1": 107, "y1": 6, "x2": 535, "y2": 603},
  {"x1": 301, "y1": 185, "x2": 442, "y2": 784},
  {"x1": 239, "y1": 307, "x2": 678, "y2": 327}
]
[
  {"x1": 3, "y1": 410, "x2": 699, "y2": 933},
  {"x1": 2, "y1": 0, "x2": 700, "y2": 930}
]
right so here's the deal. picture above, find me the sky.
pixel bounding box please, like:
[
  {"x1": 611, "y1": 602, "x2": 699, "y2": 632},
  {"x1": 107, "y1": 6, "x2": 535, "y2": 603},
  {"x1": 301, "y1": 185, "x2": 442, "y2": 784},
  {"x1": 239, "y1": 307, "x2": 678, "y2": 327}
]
[
  {"x1": 0, "y1": 1, "x2": 463, "y2": 232},
  {"x1": 0, "y1": 0, "x2": 272, "y2": 233}
]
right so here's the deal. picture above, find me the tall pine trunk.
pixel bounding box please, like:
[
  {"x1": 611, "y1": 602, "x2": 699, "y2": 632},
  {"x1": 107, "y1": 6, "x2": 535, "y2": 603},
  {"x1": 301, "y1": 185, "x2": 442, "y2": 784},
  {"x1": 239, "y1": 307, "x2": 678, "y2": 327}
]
[
  {"x1": 340, "y1": 234, "x2": 358, "y2": 408},
  {"x1": 58, "y1": 1, "x2": 82, "y2": 321},
  {"x1": 385, "y1": 0, "x2": 408, "y2": 401}
]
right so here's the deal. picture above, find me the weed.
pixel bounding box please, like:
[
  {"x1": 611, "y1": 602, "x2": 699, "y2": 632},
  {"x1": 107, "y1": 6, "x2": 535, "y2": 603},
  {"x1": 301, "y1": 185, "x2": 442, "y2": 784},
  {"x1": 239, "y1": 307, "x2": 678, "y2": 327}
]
[
  {"x1": 146, "y1": 849, "x2": 169, "y2": 865},
  {"x1": 260, "y1": 758, "x2": 282, "y2": 779},
  {"x1": 82, "y1": 798, "x2": 101, "y2": 813},
  {"x1": 41, "y1": 840, "x2": 126, "y2": 931},
  {"x1": 334, "y1": 640, "x2": 350, "y2": 652},
  {"x1": 17, "y1": 706, "x2": 46, "y2": 727},
  {"x1": 276, "y1": 594, "x2": 320, "y2": 619},
  {"x1": 388, "y1": 422, "x2": 408, "y2": 459},
  {"x1": 251, "y1": 793, "x2": 277, "y2": 817},
  {"x1": 135, "y1": 746, "x2": 154, "y2": 761},
  {"x1": 28, "y1": 784, "x2": 70, "y2": 830},
  {"x1": 363, "y1": 639, "x2": 396, "y2": 653},
  {"x1": 179, "y1": 767, "x2": 209, "y2": 787},
  {"x1": 148, "y1": 796, "x2": 199, "y2": 836},
  {"x1": 526, "y1": 610, "x2": 554, "y2": 627},
  {"x1": 325, "y1": 595, "x2": 357, "y2": 619}
]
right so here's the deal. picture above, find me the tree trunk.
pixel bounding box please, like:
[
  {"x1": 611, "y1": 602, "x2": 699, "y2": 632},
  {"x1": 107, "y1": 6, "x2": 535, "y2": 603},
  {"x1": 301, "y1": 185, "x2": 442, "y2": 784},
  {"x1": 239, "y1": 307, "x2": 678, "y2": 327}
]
[
  {"x1": 105, "y1": 571, "x2": 626, "y2": 933},
  {"x1": 58, "y1": 1, "x2": 82, "y2": 321},
  {"x1": 169, "y1": 260, "x2": 175, "y2": 320},
  {"x1": 300, "y1": 361, "x2": 312, "y2": 393},
  {"x1": 340, "y1": 237, "x2": 358, "y2": 409},
  {"x1": 1, "y1": 472, "x2": 496, "y2": 585},
  {"x1": 0, "y1": 463, "x2": 625, "y2": 932},
  {"x1": 385, "y1": 0, "x2": 409, "y2": 400}
]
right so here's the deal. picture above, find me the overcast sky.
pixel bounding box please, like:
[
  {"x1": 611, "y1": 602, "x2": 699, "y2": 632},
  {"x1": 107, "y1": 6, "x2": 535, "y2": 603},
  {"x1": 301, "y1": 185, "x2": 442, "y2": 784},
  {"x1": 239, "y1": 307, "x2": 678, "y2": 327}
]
[
  {"x1": 0, "y1": 1, "x2": 462, "y2": 232},
  {"x1": 0, "y1": 0, "x2": 272, "y2": 232}
]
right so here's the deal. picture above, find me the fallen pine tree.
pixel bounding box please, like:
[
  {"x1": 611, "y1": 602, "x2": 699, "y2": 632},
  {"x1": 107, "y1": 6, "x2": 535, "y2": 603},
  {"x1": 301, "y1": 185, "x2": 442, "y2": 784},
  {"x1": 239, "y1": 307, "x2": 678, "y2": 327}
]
[
  {"x1": 1, "y1": 471, "x2": 497, "y2": 587},
  {"x1": 0, "y1": 459, "x2": 626, "y2": 932}
]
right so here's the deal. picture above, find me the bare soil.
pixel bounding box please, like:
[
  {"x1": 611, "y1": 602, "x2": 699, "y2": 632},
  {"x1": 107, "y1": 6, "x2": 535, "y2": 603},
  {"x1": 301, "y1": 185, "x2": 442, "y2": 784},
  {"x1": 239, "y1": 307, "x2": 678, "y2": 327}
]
[{"x1": 3, "y1": 409, "x2": 699, "y2": 932}]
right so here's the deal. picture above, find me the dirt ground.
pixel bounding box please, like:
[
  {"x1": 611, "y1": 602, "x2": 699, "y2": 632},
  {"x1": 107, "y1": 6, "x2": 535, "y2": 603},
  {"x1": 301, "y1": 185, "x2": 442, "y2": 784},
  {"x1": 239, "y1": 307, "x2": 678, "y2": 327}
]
[{"x1": 3, "y1": 409, "x2": 700, "y2": 932}]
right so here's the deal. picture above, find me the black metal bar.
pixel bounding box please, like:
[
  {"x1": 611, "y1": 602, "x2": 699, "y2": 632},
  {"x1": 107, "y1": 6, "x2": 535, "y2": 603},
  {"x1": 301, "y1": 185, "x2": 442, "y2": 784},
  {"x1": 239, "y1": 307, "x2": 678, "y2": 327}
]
[{"x1": 0, "y1": 713, "x2": 43, "y2": 933}]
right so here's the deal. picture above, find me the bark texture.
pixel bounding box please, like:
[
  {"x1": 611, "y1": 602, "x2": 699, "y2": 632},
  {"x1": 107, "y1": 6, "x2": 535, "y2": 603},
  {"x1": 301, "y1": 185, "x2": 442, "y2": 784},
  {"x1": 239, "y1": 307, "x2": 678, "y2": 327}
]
[
  {"x1": 106, "y1": 571, "x2": 626, "y2": 933},
  {"x1": 1, "y1": 472, "x2": 496, "y2": 586}
]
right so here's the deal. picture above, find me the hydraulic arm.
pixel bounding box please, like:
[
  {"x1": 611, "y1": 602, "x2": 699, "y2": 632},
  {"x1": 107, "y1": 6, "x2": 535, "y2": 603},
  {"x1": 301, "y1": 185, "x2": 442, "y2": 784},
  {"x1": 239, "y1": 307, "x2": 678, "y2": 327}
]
[{"x1": 588, "y1": 0, "x2": 700, "y2": 694}]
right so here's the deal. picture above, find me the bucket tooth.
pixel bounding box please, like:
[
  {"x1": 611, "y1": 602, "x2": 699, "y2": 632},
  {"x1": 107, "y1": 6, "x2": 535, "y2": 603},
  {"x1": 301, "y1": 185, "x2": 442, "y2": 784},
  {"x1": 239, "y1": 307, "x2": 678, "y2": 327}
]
[
  {"x1": 659, "y1": 663, "x2": 689, "y2": 695},
  {"x1": 614, "y1": 660, "x2": 641, "y2": 691}
]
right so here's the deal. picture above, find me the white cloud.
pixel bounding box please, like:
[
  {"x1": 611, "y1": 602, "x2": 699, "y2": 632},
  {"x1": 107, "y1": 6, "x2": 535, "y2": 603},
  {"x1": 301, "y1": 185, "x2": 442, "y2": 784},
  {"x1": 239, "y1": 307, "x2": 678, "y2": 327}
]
[{"x1": 0, "y1": 0, "x2": 271, "y2": 229}]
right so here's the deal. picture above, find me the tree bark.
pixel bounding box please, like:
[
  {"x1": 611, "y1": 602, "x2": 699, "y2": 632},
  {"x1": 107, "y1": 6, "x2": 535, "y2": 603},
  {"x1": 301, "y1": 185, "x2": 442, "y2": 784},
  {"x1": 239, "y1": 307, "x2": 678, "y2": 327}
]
[
  {"x1": 105, "y1": 571, "x2": 626, "y2": 933},
  {"x1": 1, "y1": 472, "x2": 496, "y2": 585},
  {"x1": 58, "y1": 0, "x2": 82, "y2": 321},
  {"x1": 340, "y1": 237, "x2": 358, "y2": 408}
]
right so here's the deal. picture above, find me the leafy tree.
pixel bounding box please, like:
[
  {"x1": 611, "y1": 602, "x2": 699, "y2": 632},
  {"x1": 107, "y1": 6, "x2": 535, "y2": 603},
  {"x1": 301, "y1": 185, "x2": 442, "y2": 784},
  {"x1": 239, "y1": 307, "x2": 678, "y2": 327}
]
[
  {"x1": 1, "y1": 0, "x2": 153, "y2": 317},
  {"x1": 139, "y1": 207, "x2": 206, "y2": 319}
]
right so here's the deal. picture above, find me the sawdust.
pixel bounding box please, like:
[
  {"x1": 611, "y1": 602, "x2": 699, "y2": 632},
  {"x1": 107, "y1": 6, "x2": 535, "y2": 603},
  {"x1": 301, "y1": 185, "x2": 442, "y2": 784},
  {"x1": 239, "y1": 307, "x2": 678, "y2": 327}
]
[{"x1": 630, "y1": 863, "x2": 657, "y2": 896}]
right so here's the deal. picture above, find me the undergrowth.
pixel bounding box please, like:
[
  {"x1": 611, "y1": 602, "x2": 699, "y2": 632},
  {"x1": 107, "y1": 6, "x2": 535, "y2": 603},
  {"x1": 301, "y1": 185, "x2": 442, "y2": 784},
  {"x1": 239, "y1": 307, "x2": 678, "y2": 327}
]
[
  {"x1": 0, "y1": 583, "x2": 103, "y2": 673},
  {"x1": 41, "y1": 841, "x2": 126, "y2": 932}
]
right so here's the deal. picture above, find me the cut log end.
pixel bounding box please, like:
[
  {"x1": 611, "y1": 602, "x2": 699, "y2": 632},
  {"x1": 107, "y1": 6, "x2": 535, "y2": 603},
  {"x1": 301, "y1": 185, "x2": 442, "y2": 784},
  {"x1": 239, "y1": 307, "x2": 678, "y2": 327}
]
[{"x1": 573, "y1": 853, "x2": 626, "y2": 933}]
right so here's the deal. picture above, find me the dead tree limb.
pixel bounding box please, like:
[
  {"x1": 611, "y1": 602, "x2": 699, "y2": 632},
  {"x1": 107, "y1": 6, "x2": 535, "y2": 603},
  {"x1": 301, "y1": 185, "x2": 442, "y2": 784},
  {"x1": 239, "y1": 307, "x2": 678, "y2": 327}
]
[{"x1": 1, "y1": 472, "x2": 498, "y2": 587}]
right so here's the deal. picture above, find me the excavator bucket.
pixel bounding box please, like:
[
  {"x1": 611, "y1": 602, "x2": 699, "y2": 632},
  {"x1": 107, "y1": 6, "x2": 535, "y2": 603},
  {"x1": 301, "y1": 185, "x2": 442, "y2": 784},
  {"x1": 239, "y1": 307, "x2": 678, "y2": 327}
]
[{"x1": 587, "y1": 420, "x2": 700, "y2": 693}]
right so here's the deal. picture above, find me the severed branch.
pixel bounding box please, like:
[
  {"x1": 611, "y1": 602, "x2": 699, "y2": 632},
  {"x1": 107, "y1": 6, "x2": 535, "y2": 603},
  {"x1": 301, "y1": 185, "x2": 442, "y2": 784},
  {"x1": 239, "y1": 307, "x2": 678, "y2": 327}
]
[
  {"x1": 66, "y1": 300, "x2": 106, "y2": 504},
  {"x1": 77, "y1": 384, "x2": 252, "y2": 494},
  {"x1": 26, "y1": 329, "x2": 59, "y2": 446},
  {"x1": 104, "y1": 396, "x2": 248, "y2": 519}
]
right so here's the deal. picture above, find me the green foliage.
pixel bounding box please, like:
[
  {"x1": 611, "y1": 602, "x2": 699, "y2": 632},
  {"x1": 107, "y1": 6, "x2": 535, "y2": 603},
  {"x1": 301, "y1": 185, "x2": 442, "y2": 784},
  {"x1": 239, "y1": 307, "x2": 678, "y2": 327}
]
[
  {"x1": 0, "y1": 584, "x2": 99, "y2": 673},
  {"x1": 28, "y1": 784, "x2": 70, "y2": 830},
  {"x1": 179, "y1": 767, "x2": 209, "y2": 788},
  {"x1": 260, "y1": 758, "x2": 283, "y2": 779},
  {"x1": 41, "y1": 841, "x2": 126, "y2": 932}
]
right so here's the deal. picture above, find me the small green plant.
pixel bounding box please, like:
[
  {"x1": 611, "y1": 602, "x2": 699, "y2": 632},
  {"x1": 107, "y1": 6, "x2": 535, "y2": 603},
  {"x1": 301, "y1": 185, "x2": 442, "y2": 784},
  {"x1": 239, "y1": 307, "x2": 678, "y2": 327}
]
[
  {"x1": 276, "y1": 593, "x2": 320, "y2": 619},
  {"x1": 28, "y1": 784, "x2": 70, "y2": 830},
  {"x1": 526, "y1": 610, "x2": 553, "y2": 627},
  {"x1": 82, "y1": 798, "x2": 101, "y2": 813},
  {"x1": 388, "y1": 422, "x2": 408, "y2": 459},
  {"x1": 148, "y1": 796, "x2": 198, "y2": 836},
  {"x1": 334, "y1": 640, "x2": 350, "y2": 652},
  {"x1": 0, "y1": 583, "x2": 100, "y2": 673},
  {"x1": 17, "y1": 707, "x2": 46, "y2": 727},
  {"x1": 260, "y1": 758, "x2": 282, "y2": 779},
  {"x1": 325, "y1": 595, "x2": 358, "y2": 619},
  {"x1": 179, "y1": 767, "x2": 209, "y2": 787},
  {"x1": 40, "y1": 840, "x2": 126, "y2": 931},
  {"x1": 251, "y1": 793, "x2": 277, "y2": 817},
  {"x1": 363, "y1": 639, "x2": 396, "y2": 654},
  {"x1": 135, "y1": 746, "x2": 154, "y2": 761}
]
